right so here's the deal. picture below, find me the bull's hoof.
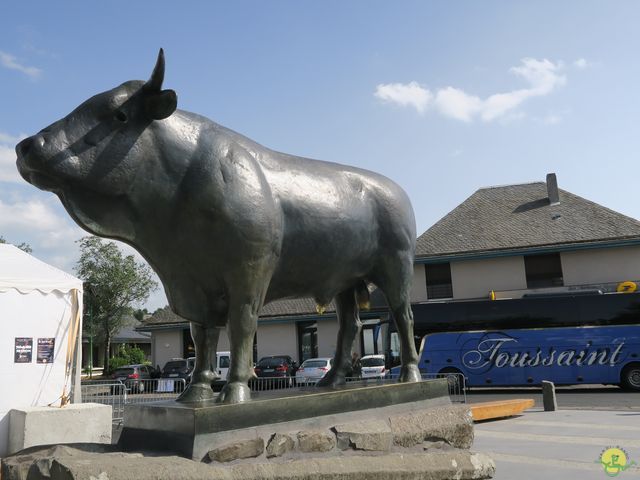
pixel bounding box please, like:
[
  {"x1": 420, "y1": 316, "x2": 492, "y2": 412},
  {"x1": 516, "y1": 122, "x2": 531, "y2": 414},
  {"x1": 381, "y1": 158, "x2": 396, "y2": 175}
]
[
  {"x1": 176, "y1": 382, "x2": 215, "y2": 403},
  {"x1": 316, "y1": 369, "x2": 346, "y2": 387},
  {"x1": 216, "y1": 381, "x2": 251, "y2": 404},
  {"x1": 399, "y1": 364, "x2": 422, "y2": 383}
]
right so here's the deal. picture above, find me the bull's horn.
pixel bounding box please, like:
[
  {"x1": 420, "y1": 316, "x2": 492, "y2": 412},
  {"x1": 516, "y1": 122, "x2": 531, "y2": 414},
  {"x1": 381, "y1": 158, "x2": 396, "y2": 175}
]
[{"x1": 145, "y1": 48, "x2": 165, "y2": 91}]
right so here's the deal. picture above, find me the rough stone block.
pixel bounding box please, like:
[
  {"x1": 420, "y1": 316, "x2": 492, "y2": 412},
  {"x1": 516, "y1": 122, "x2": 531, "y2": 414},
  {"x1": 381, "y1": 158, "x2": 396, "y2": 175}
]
[
  {"x1": 2, "y1": 444, "x2": 495, "y2": 480},
  {"x1": 389, "y1": 404, "x2": 473, "y2": 449},
  {"x1": 333, "y1": 419, "x2": 392, "y2": 451},
  {"x1": 265, "y1": 433, "x2": 295, "y2": 458},
  {"x1": 8, "y1": 403, "x2": 111, "y2": 455},
  {"x1": 207, "y1": 437, "x2": 264, "y2": 463},
  {"x1": 297, "y1": 430, "x2": 336, "y2": 453}
]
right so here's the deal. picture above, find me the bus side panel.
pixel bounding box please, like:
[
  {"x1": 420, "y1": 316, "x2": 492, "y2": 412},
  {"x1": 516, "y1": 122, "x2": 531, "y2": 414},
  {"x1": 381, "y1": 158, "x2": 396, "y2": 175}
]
[{"x1": 419, "y1": 325, "x2": 639, "y2": 387}]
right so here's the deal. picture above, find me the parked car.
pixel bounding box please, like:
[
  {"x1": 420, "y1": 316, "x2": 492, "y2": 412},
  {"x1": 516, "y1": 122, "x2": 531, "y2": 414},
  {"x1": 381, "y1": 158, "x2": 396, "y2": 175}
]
[
  {"x1": 160, "y1": 357, "x2": 195, "y2": 390},
  {"x1": 295, "y1": 357, "x2": 333, "y2": 386},
  {"x1": 214, "y1": 351, "x2": 231, "y2": 379},
  {"x1": 111, "y1": 364, "x2": 154, "y2": 394},
  {"x1": 212, "y1": 351, "x2": 231, "y2": 392},
  {"x1": 254, "y1": 355, "x2": 298, "y2": 378},
  {"x1": 252, "y1": 355, "x2": 298, "y2": 388},
  {"x1": 360, "y1": 354, "x2": 387, "y2": 379}
]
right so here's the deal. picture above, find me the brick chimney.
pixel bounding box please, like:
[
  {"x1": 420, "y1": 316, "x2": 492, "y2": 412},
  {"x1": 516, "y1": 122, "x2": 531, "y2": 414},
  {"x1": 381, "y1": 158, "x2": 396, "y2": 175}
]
[{"x1": 546, "y1": 173, "x2": 560, "y2": 205}]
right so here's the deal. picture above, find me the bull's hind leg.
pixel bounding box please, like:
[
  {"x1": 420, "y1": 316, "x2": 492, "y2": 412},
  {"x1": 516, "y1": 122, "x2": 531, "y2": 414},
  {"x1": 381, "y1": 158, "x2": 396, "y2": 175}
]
[
  {"x1": 316, "y1": 288, "x2": 360, "y2": 387},
  {"x1": 376, "y1": 257, "x2": 421, "y2": 383},
  {"x1": 177, "y1": 322, "x2": 220, "y2": 402}
]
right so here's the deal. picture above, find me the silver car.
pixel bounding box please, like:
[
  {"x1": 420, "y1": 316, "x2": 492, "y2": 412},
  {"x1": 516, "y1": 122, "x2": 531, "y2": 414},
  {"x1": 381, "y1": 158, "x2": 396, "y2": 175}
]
[
  {"x1": 295, "y1": 357, "x2": 333, "y2": 386},
  {"x1": 360, "y1": 354, "x2": 387, "y2": 379}
]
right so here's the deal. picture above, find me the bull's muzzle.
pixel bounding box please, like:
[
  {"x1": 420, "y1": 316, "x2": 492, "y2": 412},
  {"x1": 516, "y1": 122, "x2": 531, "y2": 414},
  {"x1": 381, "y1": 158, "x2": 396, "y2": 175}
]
[{"x1": 16, "y1": 135, "x2": 45, "y2": 159}]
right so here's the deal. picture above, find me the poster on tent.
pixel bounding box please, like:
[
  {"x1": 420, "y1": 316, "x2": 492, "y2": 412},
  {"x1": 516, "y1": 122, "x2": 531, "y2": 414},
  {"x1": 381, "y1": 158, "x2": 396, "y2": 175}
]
[
  {"x1": 37, "y1": 338, "x2": 55, "y2": 364},
  {"x1": 14, "y1": 337, "x2": 33, "y2": 363}
]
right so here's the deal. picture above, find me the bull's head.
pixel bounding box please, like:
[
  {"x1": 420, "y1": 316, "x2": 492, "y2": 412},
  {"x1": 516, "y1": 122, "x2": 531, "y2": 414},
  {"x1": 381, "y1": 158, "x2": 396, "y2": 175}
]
[{"x1": 15, "y1": 49, "x2": 177, "y2": 240}]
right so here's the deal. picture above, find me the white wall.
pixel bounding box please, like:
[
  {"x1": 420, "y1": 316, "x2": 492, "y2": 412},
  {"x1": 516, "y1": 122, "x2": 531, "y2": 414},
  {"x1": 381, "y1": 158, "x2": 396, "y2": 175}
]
[
  {"x1": 257, "y1": 323, "x2": 298, "y2": 361},
  {"x1": 561, "y1": 245, "x2": 640, "y2": 286},
  {"x1": 0, "y1": 290, "x2": 76, "y2": 456},
  {"x1": 317, "y1": 319, "x2": 339, "y2": 358},
  {"x1": 451, "y1": 256, "x2": 527, "y2": 300},
  {"x1": 217, "y1": 330, "x2": 230, "y2": 352},
  {"x1": 153, "y1": 330, "x2": 183, "y2": 369}
]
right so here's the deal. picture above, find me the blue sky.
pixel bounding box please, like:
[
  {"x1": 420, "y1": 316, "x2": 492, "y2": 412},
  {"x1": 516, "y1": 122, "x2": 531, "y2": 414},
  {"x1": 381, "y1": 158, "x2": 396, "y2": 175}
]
[{"x1": 1, "y1": 2, "x2": 639, "y2": 310}]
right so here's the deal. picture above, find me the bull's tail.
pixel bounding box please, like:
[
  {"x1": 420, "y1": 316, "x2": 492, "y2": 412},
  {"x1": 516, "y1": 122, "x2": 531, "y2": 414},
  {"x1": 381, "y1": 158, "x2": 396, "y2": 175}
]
[{"x1": 356, "y1": 281, "x2": 370, "y2": 310}]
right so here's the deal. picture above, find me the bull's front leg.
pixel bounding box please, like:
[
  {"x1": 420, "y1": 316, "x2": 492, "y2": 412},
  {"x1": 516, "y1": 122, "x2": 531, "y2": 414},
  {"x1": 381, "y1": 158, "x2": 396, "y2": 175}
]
[
  {"x1": 217, "y1": 299, "x2": 260, "y2": 404},
  {"x1": 177, "y1": 322, "x2": 220, "y2": 402}
]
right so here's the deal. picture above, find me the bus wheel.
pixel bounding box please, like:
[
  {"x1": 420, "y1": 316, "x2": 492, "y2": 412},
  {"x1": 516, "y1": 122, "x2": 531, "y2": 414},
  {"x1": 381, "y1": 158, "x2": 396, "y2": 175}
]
[
  {"x1": 439, "y1": 368, "x2": 464, "y2": 391},
  {"x1": 621, "y1": 364, "x2": 640, "y2": 391}
]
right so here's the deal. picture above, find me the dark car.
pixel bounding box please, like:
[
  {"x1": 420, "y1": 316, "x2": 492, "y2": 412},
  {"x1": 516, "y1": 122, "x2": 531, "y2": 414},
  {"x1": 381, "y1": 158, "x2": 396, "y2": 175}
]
[
  {"x1": 252, "y1": 355, "x2": 298, "y2": 389},
  {"x1": 254, "y1": 355, "x2": 298, "y2": 377},
  {"x1": 111, "y1": 364, "x2": 153, "y2": 394},
  {"x1": 161, "y1": 357, "x2": 195, "y2": 383}
]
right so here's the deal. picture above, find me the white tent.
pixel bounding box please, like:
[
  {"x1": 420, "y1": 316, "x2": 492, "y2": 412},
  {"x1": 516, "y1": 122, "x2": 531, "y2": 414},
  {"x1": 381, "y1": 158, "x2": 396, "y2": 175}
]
[{"x1": 0, "y1": 244, "x2": 83, "y2": 456}]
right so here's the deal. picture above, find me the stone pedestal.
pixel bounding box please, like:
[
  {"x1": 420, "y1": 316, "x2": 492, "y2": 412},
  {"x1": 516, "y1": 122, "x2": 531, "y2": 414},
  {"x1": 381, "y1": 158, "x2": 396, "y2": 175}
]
[
  {"x1": 3, "y1": 381, "x2": 496, "y2": 479},
  {"x1": 119, "y1": 379, "x2": 451, "y2": 460},
  {"x1": 8, "y1": 403, "x2": 111, "y2": 455}
]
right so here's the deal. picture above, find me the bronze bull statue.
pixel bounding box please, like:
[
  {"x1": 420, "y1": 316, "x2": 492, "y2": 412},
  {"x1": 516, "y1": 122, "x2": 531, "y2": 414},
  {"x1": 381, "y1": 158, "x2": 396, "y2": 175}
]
[{"x1": 16, "y1": 50, "x2": 420, "y2": 403}]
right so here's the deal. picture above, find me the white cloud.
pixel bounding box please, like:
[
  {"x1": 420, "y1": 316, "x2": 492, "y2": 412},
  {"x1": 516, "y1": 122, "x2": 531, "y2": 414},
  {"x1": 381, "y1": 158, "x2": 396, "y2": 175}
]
[
  {"x1": 0, "y1": 197, "x2": 84, "y2": 257},
  {"x1": 0, "y1": 132, "x2": 26, "y2": 183},
  {"x1": 0, "y1": 50, "x2": 41, "y2": 79},
  {"x1": 0, "y1": 198, "x2": 68, "y2": 231},
  {"x1": 542, "y1": 114, "x2": 562, "y2": 125},
  {"x1": 510, "y1": 58, "x2": 566, "y2": 95},
  {"x1": 0, "y1": 193, "x2": 166, "y2": 308},
  {"x1": 0, "y1": 195, "x2": 84, "y2": 273},
  {"x1": 434, "y1": 87, "x2": 482, "y2": 122},
  {"x1": 573, "y1": 58, "x2": 592, "y2": 69},
  {"x1": 375, "y1": 58, "x2": 567, "y2": 123},
  {"x1": 0, "y1": 132, "x2": 24, "y2": 144},
  {"x1": 374, "y1": 81, "x2": 432, "y2": 114},
  {"x1": 0, "y1": 144, "x2": 21, "y2": 183}
]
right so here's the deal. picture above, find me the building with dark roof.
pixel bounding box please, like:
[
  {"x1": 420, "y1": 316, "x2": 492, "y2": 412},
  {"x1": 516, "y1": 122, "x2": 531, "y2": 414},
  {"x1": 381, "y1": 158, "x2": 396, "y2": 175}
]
[
  {"x1": 412, "y1": 173, "x2": 640, "y2": 303},
  {"x1": 139, "y1": 173, "x2": 640, "y2": 371}
]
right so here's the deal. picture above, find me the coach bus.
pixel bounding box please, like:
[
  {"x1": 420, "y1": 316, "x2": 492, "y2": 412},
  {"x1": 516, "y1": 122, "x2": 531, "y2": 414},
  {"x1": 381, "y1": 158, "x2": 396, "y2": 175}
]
[
  {"x1": 414, "y1": 324, "x2": 640, "y2": 390},
  {"x1": 383, "y1": 290, "x2": 640, "y2": 389}
]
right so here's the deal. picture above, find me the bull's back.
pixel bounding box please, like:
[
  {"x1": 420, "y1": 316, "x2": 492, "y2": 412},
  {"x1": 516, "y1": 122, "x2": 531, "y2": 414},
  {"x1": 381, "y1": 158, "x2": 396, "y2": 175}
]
[
  {"x1": 211, "y1": 120, "x2": 416, "y2": 248},
  {"x1": 187, "y1": 115, "x2": 415, "y2": 300},
  {"x1": 259, "y1": 150, "x2": 416, "y2": 301}
]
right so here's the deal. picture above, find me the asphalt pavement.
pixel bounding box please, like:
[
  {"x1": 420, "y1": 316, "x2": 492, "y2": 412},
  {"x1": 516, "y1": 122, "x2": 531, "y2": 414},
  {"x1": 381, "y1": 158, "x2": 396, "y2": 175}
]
[
  {"x1": 467, "y1": 384, "x2": 640, "y2": 411},
  {"x1": 474, "y1": 408, "x2": 640, "y2": 479}
]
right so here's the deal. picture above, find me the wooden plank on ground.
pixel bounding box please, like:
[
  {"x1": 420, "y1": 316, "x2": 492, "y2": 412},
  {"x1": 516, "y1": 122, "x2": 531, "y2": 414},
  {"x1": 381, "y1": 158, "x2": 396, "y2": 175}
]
[{"x1": 471, "y1": 399, "x2": 535, "y2": 421}]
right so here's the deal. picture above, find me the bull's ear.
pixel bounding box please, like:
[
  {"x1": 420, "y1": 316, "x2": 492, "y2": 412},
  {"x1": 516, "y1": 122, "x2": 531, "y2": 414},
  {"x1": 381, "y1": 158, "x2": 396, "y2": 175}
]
[{"x1": 145, "y1": 89, "x2": 177, "y2": 120}]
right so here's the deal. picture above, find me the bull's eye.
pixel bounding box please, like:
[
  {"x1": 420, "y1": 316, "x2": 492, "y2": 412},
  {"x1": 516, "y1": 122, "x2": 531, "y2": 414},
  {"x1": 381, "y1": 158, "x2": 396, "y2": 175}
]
[{"x1": 115, "y1": 111, "x2": 128, "y2": 123}]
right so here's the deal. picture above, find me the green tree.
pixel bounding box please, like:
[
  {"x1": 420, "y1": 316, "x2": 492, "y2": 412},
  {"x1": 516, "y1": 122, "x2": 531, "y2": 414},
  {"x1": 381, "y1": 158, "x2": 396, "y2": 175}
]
[
  {"x1": 75, "y1": 236, "x2": 157, "y2": 373},
  {"x1": 0, "y1": 235, "x2": 33, "y2": 254},
  {"x1": 133, "y1": 308, "x2": 149, "y2": 322},
  {"x1": 109, "y1": 345, "x2": 148, "y2": 371}
]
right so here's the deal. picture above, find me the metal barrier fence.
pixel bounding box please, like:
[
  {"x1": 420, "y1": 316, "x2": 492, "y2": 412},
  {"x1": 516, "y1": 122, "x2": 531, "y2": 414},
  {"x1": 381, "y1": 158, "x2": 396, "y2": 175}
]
[
  {"x1": 82, "y1": 373, "x2": 465, "y2": 423},
  {"x1": 81, "y1": 378, "x2": 187, "y2": 422}
]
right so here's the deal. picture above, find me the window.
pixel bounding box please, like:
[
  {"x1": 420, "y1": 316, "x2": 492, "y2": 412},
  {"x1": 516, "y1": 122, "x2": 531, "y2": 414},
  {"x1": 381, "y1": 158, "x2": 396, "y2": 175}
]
[
  {"x1": 297, "y1": 321, "x2": 318, "y2": 362},
  {"x1": 359, "y1": 319, "x2": 383, "y2": 356},
  {"x1": 524, "y1": 253, "x2": 563, "y2": 288},
  {"x1": 425, "y1": 262, "x2": 453, "y2": 299}
]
